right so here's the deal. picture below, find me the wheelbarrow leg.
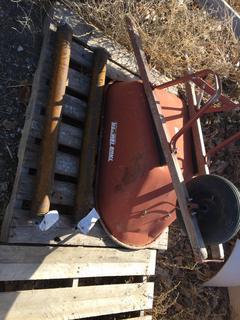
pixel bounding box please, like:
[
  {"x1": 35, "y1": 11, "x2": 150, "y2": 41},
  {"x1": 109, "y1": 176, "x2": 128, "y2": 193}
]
[
  {"x1": 185, "y1": 81, "x2": 224, "y2": 261},
  {"x1": 185, "y1": 81, "x2": 209, "y2": 175},
  {"x1": 126, "y1": 16, "x2": 207, "y2": 262}
]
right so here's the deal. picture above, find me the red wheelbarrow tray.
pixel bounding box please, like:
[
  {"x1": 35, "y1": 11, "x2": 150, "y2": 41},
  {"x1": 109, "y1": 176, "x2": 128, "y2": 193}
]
[{"x1": 97, "y1": 80, "x2": 194, "y2": 248}]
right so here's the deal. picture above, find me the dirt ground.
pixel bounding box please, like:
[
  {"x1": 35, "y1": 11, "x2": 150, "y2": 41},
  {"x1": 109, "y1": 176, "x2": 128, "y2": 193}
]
[
  {"x1": 0, "y1": 0, "x2": 44, "y2": 222},
  {"x1": 0, "y1": 1, "x2": 238, "y2": 320}
]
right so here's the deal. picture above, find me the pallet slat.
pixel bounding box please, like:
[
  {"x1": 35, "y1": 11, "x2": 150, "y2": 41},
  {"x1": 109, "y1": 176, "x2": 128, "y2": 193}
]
[
  {"x1": 0, "y1": 245, "x2": 156, "y2": 280},
  {"x1": 8, "y1": 211, "x2": 168, "y2": 250},
  {"x1": 63, "y1": 94, "x2": 87, "y2": 122},
  {"x1": 0, "y1": 283, "x2": 153, "y2": 320},
  {"x1": 68, "y1": 68, "x2": 90, "y2": 97},
  {"x1": 18, "y1": 175, "x2": 76, "y2": 206},
  {"x1": 229, "y1": 287, "x2": 240, "y2": 320},
  {"x1": 9, "y1": 209, "x2": 168, "y2": 249},
  {"x1": 24, "y1": 150, "x2": 79, "y2": 177},
  {"x1": 125, "y1": 317, "x2": 152, "y2": 320},
  {"x1": 71, "y1": 41, "x2": 93, "y2": 70},
  {"x1": 31, "y1": 118, "x2": 82, "y2": 150},
  {"x1": 34, "y1": 91, "x2": 87, "y2": 123}
]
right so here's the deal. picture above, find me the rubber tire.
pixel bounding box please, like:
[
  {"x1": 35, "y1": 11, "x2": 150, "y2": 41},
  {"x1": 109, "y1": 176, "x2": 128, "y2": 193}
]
[{"x1": 177, "y1": 174, "x2": 240, "y2": 245}]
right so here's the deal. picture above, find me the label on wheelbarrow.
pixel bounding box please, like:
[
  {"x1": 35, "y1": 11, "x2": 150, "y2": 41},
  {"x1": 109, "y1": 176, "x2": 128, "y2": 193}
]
[{"x1": 108, "y1": 122, "x2": 118, "y2": 162}]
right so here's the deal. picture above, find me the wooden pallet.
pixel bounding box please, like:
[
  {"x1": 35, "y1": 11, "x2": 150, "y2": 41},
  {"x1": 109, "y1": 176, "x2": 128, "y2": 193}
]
[
  {"x1": 0, "y1": 6, "x2": 168, "y2": 250},
  {"x1": 0, "y1": 5, "x2": 169, "y2": 319},
  {"x1": 0, "y1": 244, "x2": 155, "y2": 320}
]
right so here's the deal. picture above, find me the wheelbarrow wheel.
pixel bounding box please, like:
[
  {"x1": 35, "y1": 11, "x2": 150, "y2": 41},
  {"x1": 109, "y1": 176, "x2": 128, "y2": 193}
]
[{"x1": 177, "y1": 174, "x2": 240, "y2": 245}]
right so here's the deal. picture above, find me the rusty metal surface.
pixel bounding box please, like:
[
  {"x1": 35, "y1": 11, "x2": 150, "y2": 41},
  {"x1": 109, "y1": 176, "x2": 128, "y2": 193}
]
[
  {"x1": 32, "y1": 24, "x2": 72, "y2": 216},
  {"x1": 125, "y1": 16, "x2": 207, "y2": 262},
  {"x1": 97, "y1": 81, "x2": 194, "y2": 248},
  {"x1": 170, "y1": 73, "x2": 222, "y2": 151},
  {"x1": 74, "y1": 48, "x2": 109, "y2": 221},
  {"x1": 159, "y1": 70, "x2": 240, "y2": 161},
  {"x1": 155, "y1": 69, "x2": 239, "y2": 113}
]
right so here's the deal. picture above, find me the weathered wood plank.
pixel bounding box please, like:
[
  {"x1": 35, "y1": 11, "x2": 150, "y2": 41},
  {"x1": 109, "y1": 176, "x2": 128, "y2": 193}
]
[
  {"x1": 31, "y1": 118, "x2": 82, "y2": 150},
  {"x1": 71, "y1": 41, "x2": 93, "y2": 70},
  {"x1": 71, "y1": 40, "x2": 134, "y2": 81},
  {"x1": 68, "y1": 68, "x2": 90, "y2": 96},
  {"x1": 24, "y1": 150, "x2": 79, "y2": 177},
  {"x1": 0, "y1": 283, "x2": 154, "y2": 320},
  {"x1": 8, "y1": 224, "x2": 115, "y2": 247},
  {"x1": 229, "y1": 287, "x2": 240, "y2": 320},
  {"x1": 33, "y1": 92, "x2": 87, "y2": 122},
  {"x1": 125, "y1": 317, "x2": 152, "y2": 320},
  {"x1": 63, "y1": 94, "x2": 87, "y2": 122},
  {"x1": 0, "y1": 19, "x2": 55, "y2": 242},
  {"x1": 8, "y1": 210, "x2": 168, "y2": 250},
  {"x1": 18, "y1": 175, "x2": 76, "y2": 206},
  {"x1": 0, "y1": 245, "x2": 156, "y2": 280}
]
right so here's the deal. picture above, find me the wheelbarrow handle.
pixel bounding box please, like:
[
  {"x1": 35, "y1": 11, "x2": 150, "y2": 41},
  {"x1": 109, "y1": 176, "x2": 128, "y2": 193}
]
[
  {"x1": 170, "y1": 73, "x2": 222, "y2": 152},
  {"x1": 125, "y1": 15, "x2": 208, "y2": 263}
]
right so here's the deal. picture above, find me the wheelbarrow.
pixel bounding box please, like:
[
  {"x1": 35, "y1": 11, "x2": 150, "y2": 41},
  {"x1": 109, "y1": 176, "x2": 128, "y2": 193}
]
[{"x1": 96, "y1": 17, "x2": 240, "y2": 263}]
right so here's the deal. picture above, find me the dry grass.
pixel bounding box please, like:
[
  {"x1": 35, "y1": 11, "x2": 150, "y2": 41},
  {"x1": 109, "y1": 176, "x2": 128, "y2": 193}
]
[
  {"x1": 152, "y1": 223, "x2": 230, "y2": 320},
  {"x1": 63, "y1": 0, "x2": 240, "y2": 82},
  {"x1": 11, "y1": 0, "x2": 239, "y2": 319},
  {"x1": 228, "y1": 0, "x2": 240, "y2": 13}
]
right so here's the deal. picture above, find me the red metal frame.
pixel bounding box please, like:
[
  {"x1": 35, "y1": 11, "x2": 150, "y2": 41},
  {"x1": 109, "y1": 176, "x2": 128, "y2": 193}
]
[
  {"x1": 154, "y1": 69, "x2": 239, "y2": 113},
  {"x1": 154, "y1": 69, "x2": 240, "y2": 159},
  {"x1": 126, "y1": 16, "x2": 238, "y2": 262}
]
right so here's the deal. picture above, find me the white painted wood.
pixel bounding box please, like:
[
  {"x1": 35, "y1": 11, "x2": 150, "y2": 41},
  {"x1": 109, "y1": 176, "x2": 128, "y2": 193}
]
[
  {"x1": 72, "y1": 278, "x2": 79, "y2": 287},
  {"x1": 195, "y1": 0, "x2": 240, "y2": 38},
  {"x1": 0, "y1": 245, "x2": 156, "y2": 280},
  {"x1": 0, "y1": 283, "x2": 154, "y2": 320},
  {"x1": 229, "y1": 287, "x2": 240, "y2": 320}
]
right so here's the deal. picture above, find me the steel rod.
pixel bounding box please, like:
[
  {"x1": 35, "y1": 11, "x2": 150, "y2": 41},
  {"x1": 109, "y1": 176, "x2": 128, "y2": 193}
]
[
  {"x1": 155, "y1": 71, "x2": 239, "y2": 112},
  {"x1": 170, "y1": 74, "x2": 222, "y2": 151},
  {"x1": 207, "y1": 131, "x2": 240, "y2": 158},
  {"x1": 32, "y1": 24, "x2": 72, "y2": 216},
  {"x1": 185, "y1": 82, "x2": 209, "y2": 175}
]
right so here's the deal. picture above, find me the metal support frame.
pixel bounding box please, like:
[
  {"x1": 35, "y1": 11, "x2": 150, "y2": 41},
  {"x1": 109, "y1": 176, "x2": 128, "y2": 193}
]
[
  {"x1": 126, "y1": 16, "x2": 208, "y2": 263},
  {"x1": 156, "y1": 70, "x2": 240, "y2": 160},
  {"x1": 155, "y1": 69, "x2": 239, "y2": 112},
  {"x1": 126, "y1": 16, "x2": 240, "y2": 263}
]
